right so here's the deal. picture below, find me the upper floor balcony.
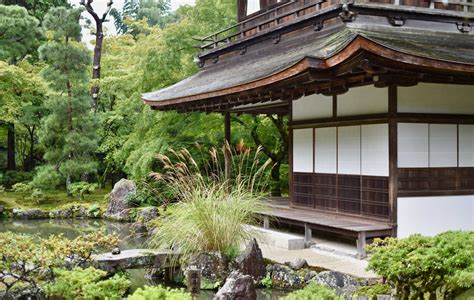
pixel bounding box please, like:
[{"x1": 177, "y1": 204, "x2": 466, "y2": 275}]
[{"x1": 197, "y1": 0, "x2": 473, "y2": 58}]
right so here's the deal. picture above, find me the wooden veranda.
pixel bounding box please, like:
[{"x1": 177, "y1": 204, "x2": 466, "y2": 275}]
[{"x1": 261, "y1": 198, "x2": 392, "y2": 258}]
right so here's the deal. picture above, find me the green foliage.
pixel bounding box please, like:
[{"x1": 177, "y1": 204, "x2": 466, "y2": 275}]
[
  {"x1": 354, "y1": 284, "x2": 391, "y2": 299},
  {"x1": 70, "y1": 181, "x2": 98, "y2": 200},
  {"x1": 0, "y1": 5, "x2": 42, "y2": 62},
  {"x1": 11, "y1": 182, "x2": 33, "y2": 199},
  {"x1": 29, "y1": 188, "x2": 46, "y2": 204},
  {"x1": 367, "y1": 231, "x2": 474, "y2": 299},
  {"x1": 0, "y1": 185, "x2": 5, "y2": 195},
  {"x1": 0, "y1": 170, "x2": 34, "y2": 188},
  {"x1": 259, "y1": 274, "x2": 273, "y2": 288},
  {"x1": 35, "y1": 7, "x2": 97, "y2": 190},
  {"x1": 87, "y1": 204, "x2": 102, "y2": 218},
  {"x1": 148, "y1": 147, "x2": 269, "y2": 262},
  {"x1": 45, "y1": 267, "x2": 130, "y2": 300},
  {"x1": 282, "y1": 283, "x2": 342, "y2": 300},
  {"x1": 127, "y1": 285, "x2": 191, "y2": 300}
]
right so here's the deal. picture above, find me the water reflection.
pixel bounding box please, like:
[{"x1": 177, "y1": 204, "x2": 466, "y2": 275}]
[{"x1": 0, "y1": 219, "x2": 290, "y2": 299}]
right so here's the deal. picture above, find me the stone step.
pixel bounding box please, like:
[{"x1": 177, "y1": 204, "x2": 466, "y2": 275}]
[{"x1": 246, "y1": 225, "x2": 305, "y2": 250}]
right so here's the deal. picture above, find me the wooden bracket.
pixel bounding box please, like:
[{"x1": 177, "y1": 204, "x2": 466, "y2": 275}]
[
  {"x1": 273, "y1": 34, "x2": 281, "y2": 44},
  {"x1": 339, "y1": 4, "x2": 355, "y2": 22},
  {"x1": 212, "y1": 56, "x2": 219, "y2": 64},
  {"x1": 314, "y1": 20, "x2": 324, "y2": 31},
  {"x1": 388, "y1": 15, "x2": 406, "y2": 27},
  {"x1": 456, "y1": 22, "x2": 472, "y2": 33},
  {"x1": 239, "y1": 45, "x2": 247, "y2": 55}
]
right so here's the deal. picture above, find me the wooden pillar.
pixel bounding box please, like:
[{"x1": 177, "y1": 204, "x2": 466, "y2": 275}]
[
  {"x1": 288, "y1": 101, "x2": 294, "y2": 207},
  {"x1": 224, "y1": 112, "x2": 231, "y2": 183},
  {"x1": 388, "y1": 85, "x2": 398, "y2": 237}
]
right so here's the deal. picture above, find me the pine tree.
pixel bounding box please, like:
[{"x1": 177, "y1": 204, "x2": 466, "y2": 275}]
[{"x1": 34, "y1": 7, "x2": 97, "y2": 192}]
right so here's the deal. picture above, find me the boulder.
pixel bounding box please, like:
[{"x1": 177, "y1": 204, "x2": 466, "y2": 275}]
[
  {"x1": 12, "y1": 208, "x2": 48, "y2": 219},
  {"x1": 287, "y1": 258, "x2": 308, "y2": 271},
  {"x1": 214, "y1": 271, "x2": 257, "y2": 300},
  {"x1": 312, "y1": 271, "x2": 361, "y2": 296},
  {"x1": 104, "y1": 179, "x2": 136, "y2": 221},
  {"x1": 235, "y1": 239, "x2": 266, "y2": 281},
  {"x1": 186, "y1": 252, "x2": 229, "y2": 289},
  {"x1": 132, "y1": 206, "x2": 159, "y2": 232},
  {"x1": 267, "y1": 264, "x2": 305, "y2": 289}
]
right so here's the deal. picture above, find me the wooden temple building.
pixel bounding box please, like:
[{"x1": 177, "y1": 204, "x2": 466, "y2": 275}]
[{"x1": 144, "y1": 0, "x2": 474, "y2": 257}]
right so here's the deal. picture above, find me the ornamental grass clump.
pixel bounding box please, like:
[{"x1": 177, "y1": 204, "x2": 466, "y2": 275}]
[{"x1": 148, "y1": 144, "x2": 271, "y2": 260}]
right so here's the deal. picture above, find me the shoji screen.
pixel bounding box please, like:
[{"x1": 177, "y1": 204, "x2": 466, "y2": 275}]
[
  {"x1": 337, "y1": 126, "x2": 361, "y2": 175},
  {"x1": 460, "y1": 125, "x2": 474, "y2": 167},
  {"x1": 429, "y1": 124, "x2": 458, "y2": 167},
  {"x1": 361, "y1": 124, "x2": 389, "y2": 176},
  {"x1": 398, "y1": 123, "x2": 429, "y2": 168},
  {"x1": 293, "y1": 128, "x2": 313, "y2": 173},
  {"x1": 314, "y1": 127, "x2": 337, "y2": 174}
]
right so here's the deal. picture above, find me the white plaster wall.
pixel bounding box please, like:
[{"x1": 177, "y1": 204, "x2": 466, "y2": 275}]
[
  {"x1": 337, "y1": 86, "x2": 388, "y2": 117},
  {"x1": 293, "y1": 128, "x2": 313, "y2": 173},
  {"x1": 398, "y1": 123, "x2": 429, "y2": 168},
  {"x1": 361, "y1": 124, "x2": 389, "y2": 176},
  {"x1": 314, "y1": 127, "x2": 337, "y2": 174},
  {"x1": 292, "y1": 94, "x2": 333, "y2": 121},
  {"x1": 338, "y1": 126, "x2": 361, "y2": 175},
  {"x1": 398, "y1": 83, "x2": 474, "y2": 114},
  {"x1": 429, "y1": 124, "x2": 458, "y2": 167},
  {"x1": 460, "y1": 125, "x2": 474, "y2": 167},
  {"x1": 398, "y1": 195, "x2": 474, "y2": 238}
]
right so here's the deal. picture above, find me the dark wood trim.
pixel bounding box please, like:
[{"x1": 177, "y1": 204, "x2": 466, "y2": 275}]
[
  {"x1": 396, "y1": 113, "x2": 474, "y2": 124},
  {"x1": 224, "y1": 112, "x2": 232, "y2": 183},
  {"x1": 291, "y1": 113, "x2": 389, "y2": 128},
  {"x1": 398, "y1": 190, "x2": 474, "y2": 197},
  {"x1": 332, "y1": 94, "x2": 337, "y2": 118},
  {"x1": 288, "y1": 100, "x2": 294, "y2": 208},
  {"x1": 388, "y1": 85, "x2": 398, "y2": 237}
]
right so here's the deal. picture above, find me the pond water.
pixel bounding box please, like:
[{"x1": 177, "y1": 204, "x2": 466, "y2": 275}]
[{"x1": 0, "y1": 218, "x2": 289, "y2": 299}]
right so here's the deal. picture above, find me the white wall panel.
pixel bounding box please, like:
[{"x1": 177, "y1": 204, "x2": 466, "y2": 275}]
[
  {"x1": 429, "y1": 124, "x2": 458, "y2": 167},
  {"x1": 338, "y1": 126, "x2": 361, "y2": 175},
  {"x1": 398, "y1": 83, "x2": 474, "y2": 114},
  {"x1": 337, "y1": 86, "x2": 388, "y2": 117},
  {"x1": 398, "y1": 195, "x2": 474, "y2": 238},
  {"x1": 314, "y1": 127, "x2": 337, "y2": 174},
  {"x1": 293, "y1": 128, "x2": 313, "y2": 173},
  {"x1": 292, "y1": 94, "x2": 333, "y2": 121},
  {"x1": 398, "y1": 123, "x2": 429, "y2": 168},
  {"x1": 361, "y1": 124, "x2": 389, "y2": 176},
  {"x1": 460, "y1": 125, "x2": 474, "y2": 167}
]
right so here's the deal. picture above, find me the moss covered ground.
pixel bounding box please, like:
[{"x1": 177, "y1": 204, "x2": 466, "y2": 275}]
[{"x1": 0, "y1": 188, "x2": 110, "y2": 211}]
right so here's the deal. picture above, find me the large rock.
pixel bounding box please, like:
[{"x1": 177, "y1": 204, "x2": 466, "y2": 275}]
[
  {"x1": 287, "y1": 258, "x2": 308, "y2": 271},
  {"x1": 132, "y1": 206, "x2": 160, "y2": 232},
  {"x1": 267, "y1": 264, "x2": 307, "y2": 289},
  {"x1": 235, "y1": 239, "x2": 266, "y2": 281},
  {"x1": 186, "y1": 252, "x2": 229, "y2": 289},
  {"x1": 312, "y1": 271, "x2": 361, "y2": 296},
  {"x1": 214, "y1": 271, "x2": 257, "y2": 300},
  {"x1": 12, "y1": 208, "x2": 48, "y2": 219},
  {"x1": 104, "y1": 179, "x2": 136, "y2": 221}
]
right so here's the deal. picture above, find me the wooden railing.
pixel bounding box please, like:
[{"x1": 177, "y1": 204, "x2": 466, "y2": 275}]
[{"x1": 198, "y1": 0, "x2": 473, "y2": 53}]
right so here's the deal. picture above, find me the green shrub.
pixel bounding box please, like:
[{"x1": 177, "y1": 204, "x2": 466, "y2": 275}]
[
  {"x1": 0, "y1": 185, "x2": 5, "y2": 194},
  {"x1": 45, "y1": 267, "x2": 130, "y2": 300},
  {"x1": 0, "y1": 170, "x2": 34, "y2": 188},
  {"x1": 30, "y1": 165, "x2": 63, "y2": 190},
  {"x1": 11, "y1": 182, "x2": 33, "y2": 199},
  {"x1": 282, "y1": 283, "x2": 342, "y2": 300},
  {"x1": 148, "y1": 147, "x2": 270, "y2": 262},
  {"x1": 70, "y1": 181, "x2": 98, "y2": 200},
  {"x1": 87, "y1": 204, "x2": 102, "y2": 218},
  {"x1": 354, "y1": 284, "x2": 391, "y2": 299},
  {"x1": 367, "y1": 231, "x2": 474, "y2": 299},
  {"x1": 259, "y1": 274, "x2": 273, "y2": 288},
  {"x1": 127, "y1": 285, "x2": 191, "y2": 300},
  {"x1": 29, "y1": 188, "x2": 46, "y2": 204}
]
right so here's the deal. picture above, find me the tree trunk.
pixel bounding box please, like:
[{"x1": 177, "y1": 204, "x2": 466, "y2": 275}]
[
  {"x1": 270, "y1": 161, "x2": 281, "y2": 196},
  {"x1": 81, "y1": 0, "x2": 113, "y2": 113},
  {"x1": 6, "y1": 123, "x2": 16, "y2": 170},
  {"x1": 90, "y1": 21, "x2": 103, "y2": 113},
  {"x1": 25, "y1": 126, "x2": 36, "y2": 171}
]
